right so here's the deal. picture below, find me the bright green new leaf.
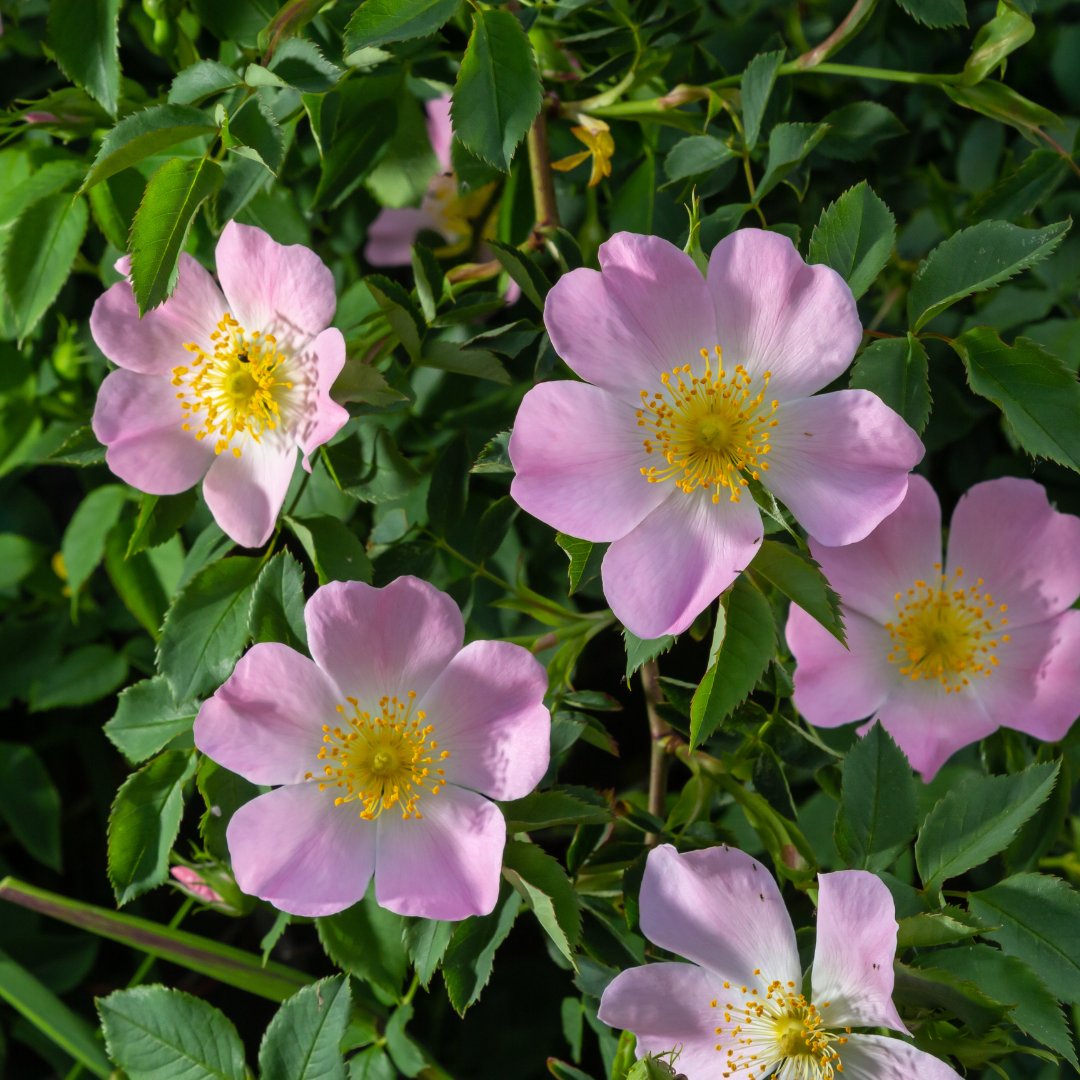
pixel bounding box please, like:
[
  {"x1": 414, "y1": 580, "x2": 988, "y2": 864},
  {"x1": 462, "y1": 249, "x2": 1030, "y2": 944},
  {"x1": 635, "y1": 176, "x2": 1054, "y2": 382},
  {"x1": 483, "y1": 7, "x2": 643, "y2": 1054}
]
[
  {"x1": 963, "y1": 3, "x2": 1034, "y2": 85},
  {"x1": 808, "y1": 181, "x2": 896, "y2": 300}
]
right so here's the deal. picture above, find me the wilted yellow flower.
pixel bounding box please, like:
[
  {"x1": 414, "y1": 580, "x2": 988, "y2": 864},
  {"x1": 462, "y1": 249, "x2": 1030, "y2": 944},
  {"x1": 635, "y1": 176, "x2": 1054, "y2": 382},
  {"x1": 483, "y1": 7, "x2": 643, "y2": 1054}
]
[{"x1": 552, "y1": 116, "x2": 614, "y2": 187}]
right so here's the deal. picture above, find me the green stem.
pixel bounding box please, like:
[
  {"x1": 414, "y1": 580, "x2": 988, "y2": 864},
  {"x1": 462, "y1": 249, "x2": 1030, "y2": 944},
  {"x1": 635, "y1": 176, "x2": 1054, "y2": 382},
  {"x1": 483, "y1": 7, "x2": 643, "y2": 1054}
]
[
  {"x1": 526, "y1": 108, "x2": 560, "y2": 232},
  {"x1": 126, "y1": 897, "x2": 194, "y2": 989}
]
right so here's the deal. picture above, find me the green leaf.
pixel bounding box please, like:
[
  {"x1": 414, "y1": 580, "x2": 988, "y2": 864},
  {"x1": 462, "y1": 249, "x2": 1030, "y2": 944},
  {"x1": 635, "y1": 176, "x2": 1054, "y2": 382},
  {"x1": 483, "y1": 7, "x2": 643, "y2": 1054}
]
[
  {"x1": 420, "y1": 340, "x2": 509, "y2": 384},
  {"x1": 157, "y1": 556, "x2": 263, "y2": 703},
  {"x1": 129, "y1": 157, "x2": 224, "y2": 314},
  {"x1": 196, "y1": 758, "x2": 257, "y2": 862},
  {"x1": 317, "y1": 891, "x2": 408, "y2": 1001},
  {"x1": 312, "y1": 96, "x2": 396, "y2": 210},
  {"x1": 808, "y1": 181, "x2": 896, "y2": 300},
  {"x1": 896, "y1": 0, "x2": 967, "y2": 28},
  {"x1": 402, "y1": 919, "x2": 453, "y2": 989},
  {"x1": 503, "y1": 841, "x2": 581, "y2": 967},
  {"x1": 955, "y1": 329, "x2": 1080, "y2": 472},
  {"x1": 250, "y1": 551, "x2": 308, "y2": 650},
  {"x1": 97, "y1": 985, "x2": 246, "y2": 1080},
  {"x1": 755, "y1": 123, "x2": 828, "y2": 202},
  {"x1": 82, "y1": 104, "x2": 218, "y2": 190},
  {"x1": 622, "y1": 631, "x2": 675, "y2": 681},
  {"x1": 969, "y1": 873, "x2": 1080, "y2": 1004},
  {"x1": 107, "y1": 750, "x2": 197, "y2": 905},
  {"x1": 350, "y1": 1048, "x2": 396, "y2": 1080},
  {"x1": 345, "y1": 0, "x2": 460, "y2": 52},
  {"x1": 48, "y1": 0, "x2": 121, "y2": 116},
  {"x1": 501, "y1": 787, "x2": 610, "y2": 832},
  {"x1": 915, "y1": 762, "x2": 1058, "y2": 894},
  {"x1": 2, "y1": 192, "x2": 89, "y2": 342},
  {"x1": 451, "y1": 9, "x2": 542, "y2": 171},
  {"x1": 267, "y1": 38, "x2": 342, "y2": 94},
  {"x1": 61, "y1": 484, "x2": 129, "y2": 609},
  {"x1": 105, "y1": 677, "x2": 197, "y2": 765},
  {"x1": 0, "y1": 534, "x2": 44, "y2": 590},
  {"x1": 0, "y1": 744, "x2": 61, "y2": 872},
  {"x1": 366, "y1": 274, "x2": 425, "y2": 360},
  {"x1": 664, "y1": 135, "x2": 737, "y2": 182},
  {"x1": 850, "y1": 334, "x2": 932, "y2": 434},
  {"x1": 896, "y1": 908, "x2": 984, "y2": 948},
  {"x1": 924, "y1": 944, "x2": 1077, "y2": 1066},
  {"x1": 441, "y1": 884, "x2": 522, "y2": 1015},
  {"x1": 488, "y1": 240, "x2": 551, "y2": 310},
  {"x1": 426, "y1": 438, "x2": 470, "y2": 536},
  {"x1": 818, "y1": 102, "x2": 906, "y2": 162},
  {"x1": 286, "y1": 516, "x2": 373, "y2": 585},
  {"x1": 168, "y1": 60, "x2": 242, "y2": 106},
  {"x1": 29, "y1": 644, "x2": 128, "y2": 712},
  {"x1": 126, "y1": 491, "x2": 197, "y2": 558},
  {"x1": 749, "y1": 539, "x2": 845, "y2": 644},
  {"x1": 227, "y1": 98, "x2": 285, "y2": 173},
  {"x1": 741, "y1": 50, "x2": 784, "y2": 152},
  {"x1": 689, "y1": 576, "x2": 775, "y2": 749},
  {"x1": 258, "y1": 976, "x2": 351, "y2": 1080},
  {"x1": 555, "y1": 533, "x2": 602, "y2": 596},
  {"x1": 833, "y1": 723, "x2": 917, "y2": 871},
  {"x1": 104, "y1": 526, "x2": 175, "y2": 641},
  {"x1": 0, "y1": 949, "x2": 111, "y2": 1078},
  {"x1": 943, "y1": 80, "x2": 1061, "y2": 143},
  {"x1": 907, "y1": 219, "x2": 1069, "y2": 331},
  {"x1": 970, "y1": 150, "x2": 1068, "y2": 221},
  {"x1": 411, "y1": 243, "x2": 447, "y2": 323},
  {"x1": 963, "y1": 2, "x2": 1034, "y2": 85}
]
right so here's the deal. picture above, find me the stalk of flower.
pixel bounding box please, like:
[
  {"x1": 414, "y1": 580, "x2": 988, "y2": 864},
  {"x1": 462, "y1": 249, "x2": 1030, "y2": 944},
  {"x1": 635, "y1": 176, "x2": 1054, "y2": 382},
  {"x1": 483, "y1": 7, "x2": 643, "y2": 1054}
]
[
  {"x1": 193, "y1": 576, "x2": 551, "y2": 920},
  {"x1": 598, "y1": 844, "x2": 963, "y2": 1080},
  {"x1": 90, "y1": 222, "x2": 349, "y2": 548},
  {"x1": 787, "y1": 475, "x2": 1080, "y2": 779},
  {"x1": 507, "y1": 229, "x2": 924, "y2": 640}
]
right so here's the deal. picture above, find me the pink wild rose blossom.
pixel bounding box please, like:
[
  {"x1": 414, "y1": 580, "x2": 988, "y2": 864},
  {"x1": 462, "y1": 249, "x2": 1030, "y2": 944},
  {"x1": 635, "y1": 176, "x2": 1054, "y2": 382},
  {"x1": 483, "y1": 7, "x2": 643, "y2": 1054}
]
[
  {"x1": 90, "y1": 222, "x2": 349, "y2": 548},
  {"x1": 787, "y1": 475, "x2": 1080, "y2": 779},
  {"x1": 599, "y1": 844, "x2": 962, "y2": 1080},
  {"x1": 508, "y1": 230, "x2": 924, "y2": 639},
  {"x1": 193, "y1": 576, "x2": 551, "y2": 920}
]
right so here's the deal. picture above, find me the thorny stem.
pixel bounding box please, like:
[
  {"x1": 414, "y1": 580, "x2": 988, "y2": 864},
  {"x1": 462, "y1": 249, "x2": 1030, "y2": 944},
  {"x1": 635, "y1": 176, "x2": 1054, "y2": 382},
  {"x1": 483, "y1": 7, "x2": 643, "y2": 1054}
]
[
  {"x1": 527, "y1": 106, "x2": 560, "y2": 235},
  {"x1": 642, "y1": 660, "x2": 671, "y2": 847}
]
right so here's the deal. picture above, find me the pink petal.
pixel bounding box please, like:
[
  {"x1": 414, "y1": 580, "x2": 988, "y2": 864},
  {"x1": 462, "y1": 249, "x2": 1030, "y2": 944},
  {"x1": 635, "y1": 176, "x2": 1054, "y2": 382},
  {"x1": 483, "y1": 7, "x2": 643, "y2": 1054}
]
[
  {"x1": 193, "y1": 642, "x2": 340, "y2": 785},
  {"x1": 707, "y1": 229, "x2": 863, "y2": 399},
  {"x1": 425, "y1": 94, "x2": 454, "y2": 171},
  {"x1": 417, "y1": 640, "x2": 550, "y2": 801},
  {"x1": 227, "y1": 782, "x2": 375, "y2": 917},
  {"x1": 93, "y1": 370, "x2": 215, "y2": 494},
  {"x1": 215, "y1": 222, "x2": 336, "y2": 345},
  {"x1": 373, "y1": 785, "x2": 504, "y2": 920},
  {"x1": 764, "y1": 391, "x2": 924, "y2": 547},
  {"x1": 946, "y1": 477, "x2": 1080, "y2": 628},
  {"x1": 788, "y1": 605, "x2": 895, "y2": 728},
  {"x1": 975, "y1": 610, "x2": 1080, "y2": 744},
  {"x1": 602, "y1": 489, "x2": 763, "y2": 638},
  {"x1": 201, "y1": 436, "x2": 296, "y2": 548},
  {"x1": 294, "y1": 327, "x2": 350, "y2": 470},
  {"x1": 90, "y1": 254, "x2": 226, "y2": 374},
  {"x1": 808, "y1": 474, "x2": 942, "y2": 625},
  {"x1": 544, "y1": 233, "x2": 718, "y2": 403},
  {"x1": 364, "y1": 207, "x2": 444, "y2": 267},
  {"x1": 812, "y1": 871, "x2": 908, "y2": 1032},
  {"x1": 639, "y1": 845, "x2": 800, "y2": 990},
  {"x1": 838, "y1": 1035, "x2": 962, "y2": 1080},
  {"x1": 304, "y1": 577, "x2": 464, "y2": 705},
  {"x1": 508, "y1": 381, "x2": 669, "y2": 543},
  {"x1": 598, "y1": 962, "x2": 730, "y2": 1075},
  {"x1": 873, "y1": 683, "x2": 998, "y2": 781}
]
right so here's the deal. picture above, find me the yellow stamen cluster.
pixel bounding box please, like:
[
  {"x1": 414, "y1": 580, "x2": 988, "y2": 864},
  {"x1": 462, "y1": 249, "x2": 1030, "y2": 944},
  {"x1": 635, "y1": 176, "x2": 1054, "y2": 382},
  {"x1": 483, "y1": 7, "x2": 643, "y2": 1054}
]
[
  {"x1": 172, "y1": 313, "x2": 292, "y2": 458},
  {"x1": 710, "y1": 975, "x2": 850, "y2": 1078},
  {"x1": 303, "y1": 691, "x2": 450, "y2": 821},
  {"x1": 885, "y1": 565, "x2": 1010, "y2": 693},
  {"x1": 636, "y1": 347, "x2": 779, "y2": 504}
]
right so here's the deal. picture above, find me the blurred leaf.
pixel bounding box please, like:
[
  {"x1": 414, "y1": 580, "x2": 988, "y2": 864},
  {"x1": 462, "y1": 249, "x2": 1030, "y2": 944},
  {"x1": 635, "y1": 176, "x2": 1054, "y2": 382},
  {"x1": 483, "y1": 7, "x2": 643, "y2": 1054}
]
[
  {"x1": 0, "y1": 535, "x2": 44, "y2": 589},
  {"x1": 896, "y1": 0, "x2": 966, "y2": 28},
  {"x1": 350, "y1": 1048, "x2": 396, "y2": 1079},
  {"x1": 489, "y1": 241, "x2": 551, "y2": 310},
  {"x1": 749, "y1": 539, "x2": 845, "y2": 644},
  {"x1": 384, "y1": 1002, "x2": 425, "y2": 1077},
  {"x1": 0, "y1": 744, "x2": 61, "y2": 872},
  {"x1": 47, "y1": 0, "x2": 121, "y2": 116},
  {"x1": 366, "y1": 274, "x2": 425, "y2": 360},
  {"x1": 250, "y1": 550, "x2": 308, "y2": 650},
  {"x1": 916, "y1": 762, "x2": 1058, "y2": 895},
  {"x1": 345, "y1": 0, "x2": 460, "y2": 52},
  {"x1": 29, "y1": 644, "x2": 128, "y2": 712},
  {"x1": 312, "y1": 92, "x2": 396, "y2": 210},
  {"x1": 104, "y1": 525, "x2": 174, "y2": 639},
  {"x1": 908, "y1": 219, "x2": 1069, "y2": 330},
  {"x1": 421, "y1": 340, "x2": 509, "y2": 383},
  {"x1": 317, "y1": 892, "x2": 408, "y2": 1001},
  {"x1": 504, "y1": 841, "x2": 581, "y2": 967},
  {"x1": 286, "y1": 515, "x2": 373, "y2": 585},
  {"x1": 105, "y1": 676, "x2": 198, "y2": 765},
  {"x1": 850, "y1": 334, "x2": 932, "y2": 434},
  {"x1": 818, "y1": 102, "x2": 905, "y2": 161},
  {"x1": 741, "y1": 50, "x2": 784, "y2": 152},
  {"x1": 808, "y1": 181, "x2": 895, "y2": 300},
  {"x1": 897, "y1": 908, "x2": 984, "y2": 948},
  {"x1": 944, "y1": 80, "x2": 1060, "y2": 144},
  {"x1": 442, "y1": 884, "x2": 522, "y2": 1015},
  {"x1": 473, "y1": 496, "x2": 519, "y2": 563},
  {"x1": 258, "y1": 976, "x2": 350, "y2": 1080},
  {"x1": 426, "y1": 438, "x2": 470, "y2": 536},
  {"x1": 60, "y1": 484, "x2": 128, "y2": 610},
  {"x1": 970, "y1": 150, "x2": 1067, "y2": 221},
  {"x1": 452, "y1": 9, "x2": 542, "y2": 171}
]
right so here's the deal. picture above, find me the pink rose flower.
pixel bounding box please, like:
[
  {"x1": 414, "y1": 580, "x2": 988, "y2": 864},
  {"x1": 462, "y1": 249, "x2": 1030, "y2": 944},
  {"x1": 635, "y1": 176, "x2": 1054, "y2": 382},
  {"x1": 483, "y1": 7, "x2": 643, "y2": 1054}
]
[
  {"x1": 90, "y1": 222, "x2": 349, "y2": 548},
  {"x1": 170, "y1": 865, "x2": 226, "y2": 905},
  {"x1": 599, "y1": 844, "x2": 962, "y2": 1080},
  {"x1": 788, "y1": 475, "x2": 1080, "y2": 779},
  {"x1": 193, "y1": 576, "x2": 551, "y2": 920},
  {"x1": 508, "y1": 230, "x2": 924, "y2": 638}
]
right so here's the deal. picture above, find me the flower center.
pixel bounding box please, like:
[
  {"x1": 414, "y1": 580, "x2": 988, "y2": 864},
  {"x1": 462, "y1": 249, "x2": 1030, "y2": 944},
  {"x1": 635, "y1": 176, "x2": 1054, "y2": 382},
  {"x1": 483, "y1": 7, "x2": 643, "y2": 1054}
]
[
  {"x1": 636, "y1": 347, "x2": 779, "y2": 504},
  {"x1": 304, "y1": 691, "x2": 450, "y2": 821},
  {"x1": 172, "y1": 313, "x2": 292, "y2": 457},
  {"x1": 710, "y1": 976, "x2": 850, "y2": 1079},
  {"x1": 885, "y1": 565, "x2": 1010, "y2": 693}
]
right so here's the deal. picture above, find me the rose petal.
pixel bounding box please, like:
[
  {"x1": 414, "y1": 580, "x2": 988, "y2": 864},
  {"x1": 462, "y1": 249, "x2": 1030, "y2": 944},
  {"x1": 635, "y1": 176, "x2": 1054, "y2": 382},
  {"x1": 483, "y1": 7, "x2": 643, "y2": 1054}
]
[
  {"x1": 639, "y1": 844, "x2": 800, "y2": 990},
  {"x1": 544, "y1": 233, "x2": 717, "y2": 403},
  {"x1": 808, "y1": 474, "x2": 943, "y2": 625},
  {"x1": 216, "y1": 222, "x2": 335, "y2": 345},
  {"x1": 304, "y1": 577, "x2": 464, "y2": 705},
  {"x1": 294, "y1": 327, "x2": 350, "y2": 469},
  {"x1": 90, "y1": 254, "x2": 226, "y2": 374},
  {"x1": 227, "y1": 782, "x2": 375, "y2": 917},
  {"x1": 194, "y1": 643, "x2": 341, "y2": 785},
  {"x1": 201, "y1": 436, "x2": 296, "y2": 548},
  {"x1": 788, "y1": 605, "x2": 895, "y2": 728},
  {"x1": 374, "y1": 785, "x2": 504, "y2": 920},
  {"x1": 425, "y1": 95, "x2": 454, "y2": 171},
  {"x1": 946, "y1": 477, "x2": 1080, "y2": 628},
  {"x1": 417, "y1": 640, "x2": 550, "y2": 801},
  {"x1": 364, "y1": 207, "x2": 446, "y2": 267},
  {"x1": 707, "y1": 228, "x2": 863, "y2": 399},
  {"x1": 764, "y1": 391, "x2": 924, "y2": 547},
  {"x1": 838, "y1": 1035, "x2": 962, "y2": 1080},
  {"x1": 602, "y1": 489, "x2": 763, "y2": 638},
  {"x1": 812, "y1": 871, "x2": 908, "y2": 1032},
  {"x1": 509, "y1": 380, "x2": 669, "y2": 542}
]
